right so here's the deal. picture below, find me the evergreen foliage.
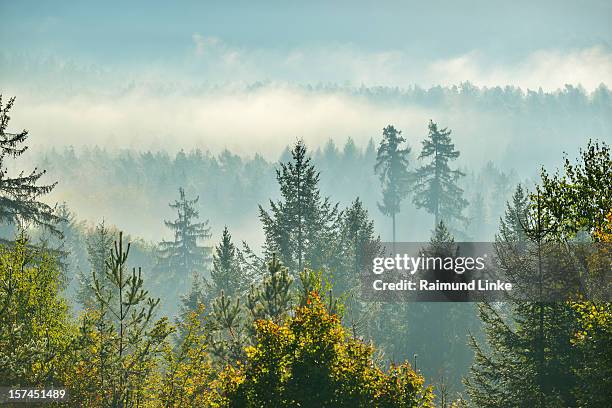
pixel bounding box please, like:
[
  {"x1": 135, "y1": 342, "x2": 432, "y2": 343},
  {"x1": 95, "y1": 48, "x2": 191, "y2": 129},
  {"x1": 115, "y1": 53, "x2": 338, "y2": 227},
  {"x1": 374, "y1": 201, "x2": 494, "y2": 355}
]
[
  {"x1": 259, "y1": 140, "x2": 341, "y2": 274},
  {"x1": 467, "y1": 141, "x2": 612, "y2": 407},
  {"x1": 213, "y1": 290, "x2": 435, "y2": 408},
  {"x1": 0, "y1": 234, "x2": 73, "y2": 385},
  {"x1": 159, "y1": 187, "x2": 212, "y2": 284},
  {"x1": 0, "y1": 95, "x2": 60, "y2": 233},
  {"x1": 413, "y1": 120, "x2": 468, "y2": 227},
  {"x1": 374, "y1": 125, "x2": 412, "y2": 244},
  {"x1": 209, "y1": 226, "x2": 246, "y2": 298}
]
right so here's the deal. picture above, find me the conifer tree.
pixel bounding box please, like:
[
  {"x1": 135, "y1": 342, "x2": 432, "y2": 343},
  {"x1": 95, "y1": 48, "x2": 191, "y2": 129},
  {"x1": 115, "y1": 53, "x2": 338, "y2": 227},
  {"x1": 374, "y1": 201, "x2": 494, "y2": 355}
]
[
  {"x1": 76, "y1": 231, "x2": 172, "y2": 406},
  {"x1": 76, "y1": 221, "x2": 115, "y2": 309},
  {"x1": 207, "y1": 290, "x2": 248, "y2": 366},
  {"x1": 0, "y1": 95, "x2": 60, "y2": 233},
  {"x1": 336, "y1": 197, "x2": 382, "y2": 293},
  {"x1": 413, "y1": 120, "x2": 468, "y2": 227},
  {"x1": 247, "y1": 254, "x2": 293, "y2": 325},
  {"x1": 259, "y1": 140, "x2": 340, "y2": 273},
  {"x1": 210, "y1": 226, "x2": 244, "y2": 298},
  {"x1": 466, "y1": 188, "x2": 579, "y2": 407},
  {"x1": 374, "y1": 125, "x2": 412, "y2": 244},
  {"x1": 159, "y1": 187, "x2": 211, "y2": 278},
  {"x1": 176, "y1": 272, "x2": 207, "y2": 337}
]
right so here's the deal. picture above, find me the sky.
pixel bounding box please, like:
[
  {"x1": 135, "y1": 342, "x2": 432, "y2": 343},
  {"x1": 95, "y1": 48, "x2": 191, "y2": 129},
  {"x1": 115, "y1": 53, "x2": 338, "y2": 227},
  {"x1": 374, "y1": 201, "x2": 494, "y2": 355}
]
[{"x1": 1, "y1": 0, "x2": 611, "y2": 158}]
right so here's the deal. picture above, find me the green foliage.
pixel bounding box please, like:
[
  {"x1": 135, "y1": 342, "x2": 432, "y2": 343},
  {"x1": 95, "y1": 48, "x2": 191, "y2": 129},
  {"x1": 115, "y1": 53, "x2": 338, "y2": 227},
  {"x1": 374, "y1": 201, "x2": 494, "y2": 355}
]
[
  {"x1": 210, "y1": 226, "x2": 247, "y2": 298},
  {"x1": 413, "y1": 120, "x2": 467, "y2": 227},
  {"x1": 538, "y1": 140, "x2": 611, "y2": 239},
  {"x1": 156, "y1": 304, "x2": 214, "y2": 407},
  {"x1": 65, "y1": 232, "x2": 173, "y2": 407},
  {"x1": 159, "y1": 187, "x2": 212, "y2": 278},
  {"x1": 207, "y1": 290, "x2": 249, "y2": 366},
  {"x1": 259, "y1": 140, "x2": 341, "y2": 273},
  {"x1": 374, "y1": 125, "x2": 412, "y2": 243},
  {"x1": 247, "y1": 254, "x2": 293, "y2": 324},
  {"x1": 214, "y1": 291, "x2": 434, "y2": 408},
  {"x1": 0, "y1": 95, "x2": 60, "y2": 234},
  {"x1": 336, "y1": 197, "x2": 382, "y2": 294},
  {"x1": 467, "y1": 139, "x2": 612, "y2": 407},
  {"x1": 0, "y1": 234, "x2": 74, "y2": 385},
  {"x1": 76, "y1": 221, "x2": 116, "y2": 309}
]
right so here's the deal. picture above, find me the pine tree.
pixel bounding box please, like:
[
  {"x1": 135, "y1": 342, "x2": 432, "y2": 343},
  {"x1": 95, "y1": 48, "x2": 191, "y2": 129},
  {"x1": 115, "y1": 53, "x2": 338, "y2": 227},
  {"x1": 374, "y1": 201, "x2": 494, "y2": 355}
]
[
  {"x1": 413, "y1": 120, "x2": 468, "y2": 227},
  {"x1": 159, "y1": 187, "x2": 211, "y2": 278},
  {"x1": 76, "y1": 221, "x2": 115, "y2": 309},
  {"x1": 176, "y1": 272, "x2": 208, "y2": 335},
  {"x1": 497, "y1": 184, "x2": 529, "y2": 245},
  {"x1": 466, "y1": 190, "x2": 579, "y2": 407},
  {"x1": 247, "y1": 254, "x2": 293, "y2": 325},
  {"x1": 0, "y1": 95, "x2": 60, "y2": 233},
  {"x1": 210, "y1": 226, "x2": 245, "y2": 298},
  {"x1": 69, "y1": 232, "x2": 172, "y2": 405},
  {"x1": 374, "y1": 125, "x2": 412, "y2": 244},
  {"x1": 207, "y1": 290, "x2": 248, "y2": 366},
  {"x1": 259, "y1": 140, "x2": 340, "y2": 274},
  {"x1": 336, "y1": 197, "x2": 382, "y2": 293}
]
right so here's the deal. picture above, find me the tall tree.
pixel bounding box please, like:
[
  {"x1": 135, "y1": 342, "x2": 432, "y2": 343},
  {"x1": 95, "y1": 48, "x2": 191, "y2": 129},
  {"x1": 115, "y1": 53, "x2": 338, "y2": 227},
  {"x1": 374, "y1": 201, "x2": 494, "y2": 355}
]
[
  {"x1": 159, "y1": 187, "x2": 211, "y2": 278},
  {"x1": 336, "y1": 197, "x2": 382, "y2": 294},
  {"x1": 0, "y1": 95, "x2": 60, "y2": 233},
  {"x1": 259, "y1": 140, "x2": 340, "y2": 274},
  {"x1": 0, "y1": 234, "x2": 73, "y2": 385},
  {"x1": 374, "y1": 125, "x2": 412, "y2": 245},
  {"x1": 209, "y1": 226, "x2": 245, "y2": 298},
  {"x1": 77, "y1": 221, "x2": 115, "y2": 309},
  {"x1": 466, "y1": 141, "x2": 612, "y2": 407},
  {"x1": 413, "y1": 120, "x2": 467, "y2": 227}
]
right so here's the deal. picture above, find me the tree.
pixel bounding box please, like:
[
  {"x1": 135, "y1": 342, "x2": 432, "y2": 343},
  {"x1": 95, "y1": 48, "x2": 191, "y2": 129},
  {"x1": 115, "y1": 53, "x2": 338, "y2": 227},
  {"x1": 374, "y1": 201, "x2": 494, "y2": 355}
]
[
  {"x1": 76, "y1": 221, "x2": 115, "y2": 309},
  {"x1": 210, "y1": 226, "x2": 246, "y2": 298},
  {"x1": 413, "y1": 120, "x2": 467, "y2": 227},
  {"x1": 259, "y1": 140, "x2": 340, "y2": 274},
  {"x1": 211, "y1": 289, "x2": 434, "y2": 407},
  {"x1": 466, "y1": 140, "x2": 612, "y2": 407},
  {"x1": 0, "y1": 234, "x2": 74, "y2": 385},
  {"x1": 374, "y1": 125, "x2": 412, "y2": 244},
  {"x1": 66, "y1": 232, "x2": 173, "y2": 406},
  {"x1": 157, "y1": 304, "x2": 214, "y2": 407},
  {"x1": 339, "y1": 198, "x2": 382, "y2": 285},
  {"x1": 0, "y1": 95, "x2": 60, "y2": 233},
  {"x1": 159, "y1": 187, "x2": 211, "y2": 280},
  {"x1": 333, "y1": 198, "x2": 383, "y2": 338},
  {"x1": 247, "y1": 254, "x2": 293, "y2": 325}
]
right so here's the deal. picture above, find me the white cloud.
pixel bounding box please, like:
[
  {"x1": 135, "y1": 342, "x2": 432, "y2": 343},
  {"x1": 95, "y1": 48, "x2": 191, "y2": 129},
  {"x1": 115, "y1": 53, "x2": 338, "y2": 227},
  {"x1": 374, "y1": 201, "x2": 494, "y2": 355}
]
[
  {"x1": 427, "y1": 46, "x2": 612, "y2": 90},
  {"x1": 192, "y1": 33, "x2": 220, "y2": 56}
]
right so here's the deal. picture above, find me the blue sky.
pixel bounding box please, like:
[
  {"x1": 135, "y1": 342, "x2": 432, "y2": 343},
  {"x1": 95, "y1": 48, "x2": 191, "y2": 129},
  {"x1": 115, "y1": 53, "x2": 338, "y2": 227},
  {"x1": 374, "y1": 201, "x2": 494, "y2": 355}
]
[
  {"x1": 2, "y1": 0, "x2": 610, "y2": 77},
  {"x1": 1, "y1": 1, "x2": 610, "y2": 159}
]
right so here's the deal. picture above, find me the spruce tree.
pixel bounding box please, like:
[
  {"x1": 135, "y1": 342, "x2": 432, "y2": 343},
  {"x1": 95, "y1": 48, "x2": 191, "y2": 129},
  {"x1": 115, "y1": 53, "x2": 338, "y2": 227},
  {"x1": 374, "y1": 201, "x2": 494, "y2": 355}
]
[
  {"x1": 259, "y1": 140, "x2": 340, "y2": 274},
  {"x1": 466, "y1": 189, "x2": 579, "y2": 407},
  {"x1": 413, "y1": 120, "x2": 467, "y2": 227},
  {"x1": 210, "y1": 226, "x2": 244, "y2": 298},
  {"x1": 0, "y1": 95, "x2": 60, "y2": 233},
  {"x1": 337, "y1": 197, "x2": 382, "y2": 293},
  {"x1": 78, "y1": 232, "x2": 172, "y2": 406},
  {"x1": 77, "y1": 221, "x2": 115, "y2": 309},
  {"x1": 374, "y1": 125, "x2": 412, "y2": 244},
  {"x1": 247, "y1": 254, "x2": 293, "y2": 325},
  {"x1": 159, "y1": 187, "x2": 211, "y2": 278}
]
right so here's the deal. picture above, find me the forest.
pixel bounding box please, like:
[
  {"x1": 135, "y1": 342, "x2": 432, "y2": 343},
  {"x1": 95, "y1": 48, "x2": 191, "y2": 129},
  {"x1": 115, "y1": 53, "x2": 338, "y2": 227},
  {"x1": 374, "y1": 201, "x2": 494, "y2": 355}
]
[{"x1": 1, "y1": 89, "x2": 611, "y2": 408}]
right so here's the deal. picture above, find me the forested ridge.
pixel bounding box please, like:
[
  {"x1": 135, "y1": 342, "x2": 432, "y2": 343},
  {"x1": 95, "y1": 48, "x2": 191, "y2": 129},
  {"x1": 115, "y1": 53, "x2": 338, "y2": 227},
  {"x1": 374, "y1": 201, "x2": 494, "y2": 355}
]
[{"x1": 1, "y1": 94, "x2": 611, "y2": 407}]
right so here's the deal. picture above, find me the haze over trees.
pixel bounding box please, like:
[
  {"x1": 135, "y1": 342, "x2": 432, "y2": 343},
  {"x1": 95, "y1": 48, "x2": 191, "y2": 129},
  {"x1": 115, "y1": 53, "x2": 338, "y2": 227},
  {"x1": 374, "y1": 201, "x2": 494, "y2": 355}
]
[
  {"x1": 0, "y1": 96, "x2": 59, "y2": 234},
  {"x1": 375, "y1": 125, "x2": 412, "y2": 245},
  {"x1": 413, "y1": 120, "x2": 468, "y2": 229},
  {"x1": 0, "y1": 92, "x2": 610, "y2": 406}
]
